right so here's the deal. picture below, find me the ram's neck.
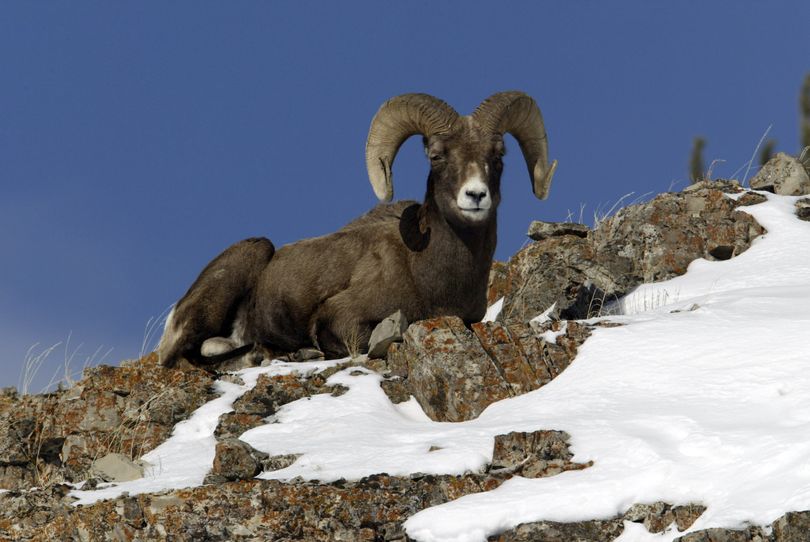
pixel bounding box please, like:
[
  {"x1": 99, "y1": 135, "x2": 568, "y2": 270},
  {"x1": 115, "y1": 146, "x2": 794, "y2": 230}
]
[{"x1": 408, "y1": 199, "x2": 497, "y2": 322}]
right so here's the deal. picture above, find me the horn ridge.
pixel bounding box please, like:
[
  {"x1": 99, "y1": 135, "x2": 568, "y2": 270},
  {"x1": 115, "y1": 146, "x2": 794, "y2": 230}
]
[
  {"x1": 473, "y1": 91, "x2": 556, "y2": 199},
  {"x1": 365, "y1": 94, "x2": 459, "y2": 202}
]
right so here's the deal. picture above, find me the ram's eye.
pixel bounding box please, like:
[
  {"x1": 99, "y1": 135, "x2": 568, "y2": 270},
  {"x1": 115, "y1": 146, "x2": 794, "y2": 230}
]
[{"x1": 430, "y1": 153, "x2": 444, "y2": 162}]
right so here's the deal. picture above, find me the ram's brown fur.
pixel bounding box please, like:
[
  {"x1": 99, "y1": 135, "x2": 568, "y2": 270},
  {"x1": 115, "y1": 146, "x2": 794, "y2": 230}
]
[{"x1": 158, "y1": 92, "x2": 555, "y2": 367}]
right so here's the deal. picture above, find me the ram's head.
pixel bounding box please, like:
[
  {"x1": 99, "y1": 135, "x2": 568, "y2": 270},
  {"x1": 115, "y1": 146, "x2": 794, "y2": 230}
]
[{"x1": 365, "y1": 91, "x2": 558, "y2": 227}]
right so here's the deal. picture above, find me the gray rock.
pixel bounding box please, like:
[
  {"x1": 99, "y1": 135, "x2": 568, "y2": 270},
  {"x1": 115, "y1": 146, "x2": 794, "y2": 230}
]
[
  {"x1": 78, "y1": 391, "x2": 123, "y2": 432},
  {"x1": 683, "y1": 179, "x2": 741, "y2": 193},
  {"x1": 527, "y1": 220, "x2": 590, "y2": 241},
  {"x1": 490, "y1": 431, "x2": 588, "y2": 478},
  {"x1": 262, "y1": 453, "x2": 300, "y2": 472},
  {"x1": 0, "y1": 416, "x2": 32, "y2": 465},
  {"x1": 368, "y1": 310, "x2": 408, "y2": 358},
  {"x1": 495, "y1": 187, "x2": 765, "y2": 323},
  {"x1": 204, "y1": 438, "x2": 267, "y2": 483},
  {"x1": 750, "y1": 152, "x2": 810, "y2": 195},
  {"x1": 796, "y1": 197, "x2": 810, "y2": 221},
  {"x1": 90, "y1": 453, "x2": 145, "y2": 482},
  {"x1": 387, "y1": 317, "x2": 590, "y2": 422}
]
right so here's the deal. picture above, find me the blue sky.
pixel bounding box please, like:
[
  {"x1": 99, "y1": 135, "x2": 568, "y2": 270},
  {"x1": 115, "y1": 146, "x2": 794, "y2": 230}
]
[{"x1": 1, "y1": 2, "x2": 808, "y2": 391}]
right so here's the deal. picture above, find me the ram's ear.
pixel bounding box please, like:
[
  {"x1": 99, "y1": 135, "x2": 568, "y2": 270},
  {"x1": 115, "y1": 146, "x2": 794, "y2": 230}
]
[
  {"x1": 366, "y1": 94, "x2": 459, "y2": 202},
  {"x1": 398, "y1": 203, "x2": 430, "y2": 252}
]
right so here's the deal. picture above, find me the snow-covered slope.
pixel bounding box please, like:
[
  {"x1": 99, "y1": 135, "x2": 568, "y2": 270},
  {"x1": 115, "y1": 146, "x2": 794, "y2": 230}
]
[{"x1": 71, "y1": 193, "x2": 810, "y2": 542}]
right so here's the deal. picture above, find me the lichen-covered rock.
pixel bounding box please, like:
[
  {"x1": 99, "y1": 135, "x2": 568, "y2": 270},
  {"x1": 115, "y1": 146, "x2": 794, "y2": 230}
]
[
  {"x1": 528, "y1": 220, "x2": 590, "y2": 241},
  {"x1": 387, "y1": 317, "x2": 590, "y2": 422},
  {"x1": 8, "y1": 474, "x2": 507, "y2": 541},
  {"x1": 770, "y1": 510, "x2": 810, "y2": 541},
  {"x1": 0, "y1": 353, "x2": 214, "y2": 491},
  {"x1": 496, "y1": 186, "x2": 766, "y2": 323},
  {"x1": 796, "y1": 197, "x2": 810, "y2": 222},
  {"x1": 624, "y1": 502, "x2": 706, "y2": 533},
  {"x1": 204, "y1": 438, "x2": 267, "y2": 483},
  {"x1": 491, "y1": 431, "x2": 590, "y2": 478},
  {"x1": 216, "y1": 367, "x2": 350, "y2": 439},
  {"x1": 488, "y1": 518, "x2": 625, "y2": 541},
  {"x1": 750, "y1": 152, "x2": 810, "y2": 196}
]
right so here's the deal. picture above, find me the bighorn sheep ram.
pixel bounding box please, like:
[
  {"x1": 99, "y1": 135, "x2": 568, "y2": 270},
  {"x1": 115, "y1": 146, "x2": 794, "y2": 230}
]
[{"x1": 158, "y1": 91, "x2": 556, "y2": 367}]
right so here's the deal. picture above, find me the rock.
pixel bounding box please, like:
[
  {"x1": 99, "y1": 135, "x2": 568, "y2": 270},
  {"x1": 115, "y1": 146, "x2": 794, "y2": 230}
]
[
  {"x1": 217, "y1": 368, "x2": 351, "y2": 439},
  {"x1": 0, "y1": 352, "x2": 214, "y2": 491},
  {"x1": 90, "y1": 453, "x2": 145, "y2": 482},
  {"x1": 624, "y1": 502, "x2": 706, "y2": 533},
  {"x1": 771, "y1": 510, "x2": 810, "y2": 541},
  {"x1": 750, "y1": 152, "x2": 810, "y2": 195},
  {"x1": 490, "y1": 431, "x2": 589, "y2": 478},
  {"x1": 387, "y1": 317, "x2": 590, "y2": 422},
  {"x1": 488, "y1": 518, "x2": 625, "y2": 541},
  {"x1": 368, "y1": 310, "x2": 408, "y2": 358},
  {"x1": 204, "y1": 438, "x2": 266, "y2": 483},
  {"x1": 675, "y1": 526, "x2": 768, "y2": 541},
  {"x1": 487, "y1": 260, "x2": 511, "y2": 306},
  {"x1": 796, "y1": 198, "x2": 810, "y2": 221},
  {"x1": 682, "y1": 179, "x2": 741, "y2": 193},
  {"x1": 495, "y1": 187, "x2": 765, "y2": 323},
  {"x1": 0, "y1": 416, "x2": 33, "y2": 465},
  {"x1": 527, "y1": 220, "x2": 590, "y2": 241},
  {"x1": 262, "y1": 453, "x2": 300, "y2": 472},
  {"x1": 13, "y1": 473, "x2": 503, "y2": 541}
]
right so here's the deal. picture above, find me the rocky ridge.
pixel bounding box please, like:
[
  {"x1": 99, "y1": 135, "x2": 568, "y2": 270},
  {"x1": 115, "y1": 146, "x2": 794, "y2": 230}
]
[{"x1": 2, "y1": 162, "x2": 810, "y2": 541}]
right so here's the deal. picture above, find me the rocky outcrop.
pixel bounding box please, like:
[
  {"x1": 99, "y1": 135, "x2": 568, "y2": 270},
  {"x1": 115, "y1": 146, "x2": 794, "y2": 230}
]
[
  {"x1": 494, "y1": 182, "x2": 766, "y2": 323},
  {"x1": 750, "y1": 152, "x2": 810, "y2": 196},
  {"x1": 215, "y1": 365, "x2": 349, "y2": 440},
  {"x1": 386, "y1": 317, "x2": 591, "y2": 422},
  {"x1": 0, "y1": 354, "x2": 213, "y2": 492},
  {"x1": 2, "y1": 428, "x2": 580, "y2": 541}
]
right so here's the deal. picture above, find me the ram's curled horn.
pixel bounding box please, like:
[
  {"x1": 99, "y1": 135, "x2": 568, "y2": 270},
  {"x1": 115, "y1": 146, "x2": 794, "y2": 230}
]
[
  {"x1": 365, "y1": 94, "x2": 460, "y2": 202},
  {"x1": 473, "y1": 91, "x2": 557, "y2": 200}
]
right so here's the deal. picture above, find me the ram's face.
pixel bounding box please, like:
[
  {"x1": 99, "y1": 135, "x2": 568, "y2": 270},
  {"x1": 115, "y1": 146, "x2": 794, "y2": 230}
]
[{"x1": 425, "y1": 128, "x2": 504, "y2": 227}]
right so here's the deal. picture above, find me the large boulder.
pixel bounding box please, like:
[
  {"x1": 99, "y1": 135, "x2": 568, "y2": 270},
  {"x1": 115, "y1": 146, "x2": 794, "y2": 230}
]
[
  {"x1": 750, "y1": 152, "x2": 810, "y2": 195},
  {"x1": 387, "y1": 316, "x2": 591, "y2": 422}
]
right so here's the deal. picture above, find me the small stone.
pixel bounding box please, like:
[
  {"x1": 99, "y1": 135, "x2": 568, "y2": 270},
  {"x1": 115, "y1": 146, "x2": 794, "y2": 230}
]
[
  {"x1": 262, "y1": 453, "x2": 300, "y2": 472},
  {"x1": 367, "y1": 310, "x2": 408, "y2": 359},
  {"x1": 796, "y1": 197, "x2": 810, "y2": 222},
  {"x1": 205, "y1": 438, "x2": 266, "y2": 483},
  {"x1": 527, "y1": 221, "x2": 590, "y2": 241},
  {"x1": 750, "y1": 152, "x2": 810, "y2": 195},
  {"x1": 683, "y1": 179, "x2": 741, "y2": 193},
  {"x1": 90, "y1": 453, "x2": 145, "y2": 483}
]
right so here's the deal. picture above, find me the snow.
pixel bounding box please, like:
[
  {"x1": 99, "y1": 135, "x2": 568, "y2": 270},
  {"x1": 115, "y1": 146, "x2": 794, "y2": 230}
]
[
  {"x1": 70, "y1": 193, "x2": 810, "y2": 542},
  {"x1": 482, "y1": 297, "x2": 503, "y2": 322}
]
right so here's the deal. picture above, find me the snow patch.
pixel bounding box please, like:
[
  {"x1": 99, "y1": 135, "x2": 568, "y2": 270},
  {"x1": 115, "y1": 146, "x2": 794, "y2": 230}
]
[{"x1": 481, "y1": 297, "x2": 503, "y2": 323}]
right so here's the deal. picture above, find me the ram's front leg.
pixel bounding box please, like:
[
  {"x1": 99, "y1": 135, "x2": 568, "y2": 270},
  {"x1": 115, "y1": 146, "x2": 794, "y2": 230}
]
[{"x1": 307, "y1": 296, "x2": 373, "y2": 359}]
